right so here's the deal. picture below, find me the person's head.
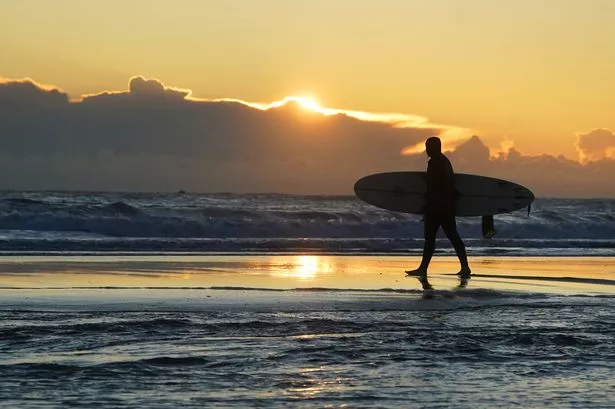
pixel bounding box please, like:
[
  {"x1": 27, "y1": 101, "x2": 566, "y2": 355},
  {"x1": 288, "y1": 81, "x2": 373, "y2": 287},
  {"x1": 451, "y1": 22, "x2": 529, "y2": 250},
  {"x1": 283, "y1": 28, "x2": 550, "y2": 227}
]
[{"x1": 425, "y1": 136, "x2": 442, "y2": 158}]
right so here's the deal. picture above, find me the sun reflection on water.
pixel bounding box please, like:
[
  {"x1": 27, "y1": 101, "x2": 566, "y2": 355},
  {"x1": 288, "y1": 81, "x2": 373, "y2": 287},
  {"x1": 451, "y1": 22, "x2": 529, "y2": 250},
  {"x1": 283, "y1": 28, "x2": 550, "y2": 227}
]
[
  {"x1": 295, "y1": 255, "x2": 319, "y2": 279},
  {"x1": 280, "y1": 366, "x2": 354, "y2": 399},
  {"x1": 272, "y1": 255, "x2": 332, "y2": 280}
]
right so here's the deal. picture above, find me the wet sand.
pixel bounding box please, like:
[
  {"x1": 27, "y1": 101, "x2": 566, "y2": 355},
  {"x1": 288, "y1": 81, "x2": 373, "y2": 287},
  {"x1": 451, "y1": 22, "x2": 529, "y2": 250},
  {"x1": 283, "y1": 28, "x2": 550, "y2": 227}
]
[{"x1": 0, "y1": 255, "x2": 613, "y2": 310}]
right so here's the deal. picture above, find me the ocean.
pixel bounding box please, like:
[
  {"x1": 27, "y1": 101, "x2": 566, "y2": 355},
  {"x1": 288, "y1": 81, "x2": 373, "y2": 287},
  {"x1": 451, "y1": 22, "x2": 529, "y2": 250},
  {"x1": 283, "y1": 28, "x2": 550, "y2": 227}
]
[
  {"x1": 0, "y1": 191, "x2": 614, "y2": 256},
  {"x1": 1, "y1": 191, "x2": 614, "y2": 408}
]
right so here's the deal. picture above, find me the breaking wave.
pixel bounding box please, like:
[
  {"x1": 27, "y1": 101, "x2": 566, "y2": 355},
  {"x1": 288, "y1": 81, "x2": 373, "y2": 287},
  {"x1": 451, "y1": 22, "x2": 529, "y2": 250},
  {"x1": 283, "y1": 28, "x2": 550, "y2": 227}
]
[{"x1": 0, "y1": 192, "x2": 613, "y2": 255}]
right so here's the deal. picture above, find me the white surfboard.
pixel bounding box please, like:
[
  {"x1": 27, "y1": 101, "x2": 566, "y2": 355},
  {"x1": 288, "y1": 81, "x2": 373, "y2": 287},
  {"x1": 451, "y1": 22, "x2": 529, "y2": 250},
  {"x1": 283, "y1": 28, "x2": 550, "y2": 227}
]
[{"x1": 354, "y1": 172, "x2": 534, "y2": 217}]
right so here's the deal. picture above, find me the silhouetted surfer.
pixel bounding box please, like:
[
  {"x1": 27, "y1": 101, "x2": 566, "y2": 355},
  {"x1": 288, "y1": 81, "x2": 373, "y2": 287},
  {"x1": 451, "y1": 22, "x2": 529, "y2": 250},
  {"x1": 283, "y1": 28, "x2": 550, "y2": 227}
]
[{"x1": 406, "y1": 136, "x2": 471, "y2": 277}]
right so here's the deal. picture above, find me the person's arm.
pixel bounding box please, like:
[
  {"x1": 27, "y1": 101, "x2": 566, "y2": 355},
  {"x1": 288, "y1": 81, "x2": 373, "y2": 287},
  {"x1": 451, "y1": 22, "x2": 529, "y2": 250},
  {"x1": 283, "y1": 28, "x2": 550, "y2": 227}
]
[{"x1": 425, "y1": 159, "x2": 444, "y2": 204}]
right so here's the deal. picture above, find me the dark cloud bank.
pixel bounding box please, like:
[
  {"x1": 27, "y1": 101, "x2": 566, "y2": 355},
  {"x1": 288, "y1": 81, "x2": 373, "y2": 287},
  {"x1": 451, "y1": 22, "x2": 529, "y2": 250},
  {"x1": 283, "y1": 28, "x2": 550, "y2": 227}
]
[{"x1": 0, "y1": 76, "x2": 613, "y2": 198}]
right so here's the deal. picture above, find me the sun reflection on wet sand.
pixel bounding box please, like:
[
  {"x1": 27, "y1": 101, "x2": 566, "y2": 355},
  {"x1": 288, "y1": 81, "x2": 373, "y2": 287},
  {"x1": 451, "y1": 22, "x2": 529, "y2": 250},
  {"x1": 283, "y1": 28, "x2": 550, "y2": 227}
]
[
  {"x1": 0, "y1": 255, "x2": 613, "y2": 295},
  {"x1": 270, "y1": 255, "x2": 333, "y2": 280}
]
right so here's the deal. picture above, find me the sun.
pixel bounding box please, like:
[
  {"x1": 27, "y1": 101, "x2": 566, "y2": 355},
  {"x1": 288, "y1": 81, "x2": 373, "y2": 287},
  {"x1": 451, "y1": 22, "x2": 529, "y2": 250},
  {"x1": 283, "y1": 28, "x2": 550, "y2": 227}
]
[
  {"x1": 291, "y1": 96, "x2": 322, "y2": 112},
  {"x1": 270, "y1": 96, "x2": 326, "y2": 114},
  {"x1": 239, "y1": 95, "x2": 337, "y2": 116}
]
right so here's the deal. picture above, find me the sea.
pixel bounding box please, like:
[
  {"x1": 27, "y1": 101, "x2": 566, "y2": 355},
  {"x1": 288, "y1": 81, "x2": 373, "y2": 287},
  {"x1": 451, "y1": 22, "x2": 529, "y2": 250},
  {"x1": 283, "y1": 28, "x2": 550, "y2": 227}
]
[
  {"x1": 1, "y1": 191, "x2": 614, "y2": 408},
  {"x1": 0, "y1": 191, "x2": 613, "y2": 256}
]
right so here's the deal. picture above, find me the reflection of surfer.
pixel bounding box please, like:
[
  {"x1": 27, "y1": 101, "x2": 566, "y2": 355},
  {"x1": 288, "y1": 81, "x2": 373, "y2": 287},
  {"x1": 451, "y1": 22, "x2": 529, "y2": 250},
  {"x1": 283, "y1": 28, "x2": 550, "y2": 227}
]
[
  {"x1": 416, "y1": 274, "x2": 432, "y2": 291},
  {"x1": 406, "y1": 137, "x2": 472, "y2": 278},
  {"x1": 415, "y1": 274, "x2": 469, "y2": 298}
]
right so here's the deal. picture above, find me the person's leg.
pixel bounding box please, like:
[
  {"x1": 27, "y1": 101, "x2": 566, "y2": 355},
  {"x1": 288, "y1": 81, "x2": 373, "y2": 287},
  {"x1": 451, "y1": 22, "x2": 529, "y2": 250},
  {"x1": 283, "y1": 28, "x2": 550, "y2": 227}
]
[
  {"x1": 406, "y1": 213, "x2": 439, "y2": 275},
  {"x1": 441, "y1": 214, "x2": 471, "y2": 274}
]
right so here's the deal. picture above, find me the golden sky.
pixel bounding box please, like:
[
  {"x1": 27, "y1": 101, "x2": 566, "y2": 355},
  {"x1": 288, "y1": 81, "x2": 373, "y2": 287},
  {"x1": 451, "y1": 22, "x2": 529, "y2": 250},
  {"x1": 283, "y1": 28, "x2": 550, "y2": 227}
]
[{"x1": 1, "y1": 0, "x2": 614, "y2": 159}]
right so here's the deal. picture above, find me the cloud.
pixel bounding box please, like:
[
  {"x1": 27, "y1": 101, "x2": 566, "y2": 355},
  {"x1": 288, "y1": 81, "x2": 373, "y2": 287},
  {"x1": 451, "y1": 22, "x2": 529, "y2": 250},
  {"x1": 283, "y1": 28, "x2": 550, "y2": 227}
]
[
  {"x1": 129, "y1": 76, "x2": 191, "y2": 99},
  {"x1": 576, "y1": 128, "x2": 615, "y2": 163},
  {"x1": 0, "y1": 76, "x2": 453, "y2": 193},
  {"x1": 81, "y1": 76, "x2": 192, "y2": 102},
  {"x1": 0, "y1": 78, "x2": 68, "y2": 111},
  {"x1": 443, "y1": 136, "x2": 615, "y2": 198},
  {"x1": 0, "y1": 76, "x2": 614, "y2": 197}
]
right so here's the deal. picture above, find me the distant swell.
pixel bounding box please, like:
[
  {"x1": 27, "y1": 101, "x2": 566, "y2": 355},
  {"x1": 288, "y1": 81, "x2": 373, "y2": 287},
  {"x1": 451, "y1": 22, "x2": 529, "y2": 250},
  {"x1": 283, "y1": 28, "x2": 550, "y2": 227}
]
[{"x1": 0, "y1": 193, "x2": 613, "y2": 256}]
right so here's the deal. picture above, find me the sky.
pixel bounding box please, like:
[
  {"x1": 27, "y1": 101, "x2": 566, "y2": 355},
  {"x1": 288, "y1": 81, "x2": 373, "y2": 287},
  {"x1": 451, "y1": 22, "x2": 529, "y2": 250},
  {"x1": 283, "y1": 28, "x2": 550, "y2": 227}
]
[{"x1": 1, "y1": 0, "x2": 614, "y2": 197}]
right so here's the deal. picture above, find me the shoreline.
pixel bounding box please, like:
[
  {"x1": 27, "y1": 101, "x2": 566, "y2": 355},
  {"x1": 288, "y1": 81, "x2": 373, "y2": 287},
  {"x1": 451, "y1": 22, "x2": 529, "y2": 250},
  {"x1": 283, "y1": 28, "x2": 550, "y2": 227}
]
[{"x1": 0, "y1": 255, "x2": 613, "y2": 297}]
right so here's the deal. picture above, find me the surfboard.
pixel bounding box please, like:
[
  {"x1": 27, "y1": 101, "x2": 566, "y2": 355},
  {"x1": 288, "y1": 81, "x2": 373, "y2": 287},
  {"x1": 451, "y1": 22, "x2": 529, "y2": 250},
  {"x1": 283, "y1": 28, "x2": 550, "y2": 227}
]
[{"x1": 354, "y1": 172, "x2": 534, "y2": 217}]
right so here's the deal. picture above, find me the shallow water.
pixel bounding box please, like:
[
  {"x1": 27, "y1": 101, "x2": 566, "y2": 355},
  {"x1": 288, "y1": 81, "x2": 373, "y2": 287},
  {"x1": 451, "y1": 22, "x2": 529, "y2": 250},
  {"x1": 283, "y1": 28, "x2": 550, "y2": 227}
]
[
  {"x1": 1, "y1": 295, "x2": 613, "y2": 408},
  {"x1": 1, "y1": 255, "x2": 614, "y2": 408}
]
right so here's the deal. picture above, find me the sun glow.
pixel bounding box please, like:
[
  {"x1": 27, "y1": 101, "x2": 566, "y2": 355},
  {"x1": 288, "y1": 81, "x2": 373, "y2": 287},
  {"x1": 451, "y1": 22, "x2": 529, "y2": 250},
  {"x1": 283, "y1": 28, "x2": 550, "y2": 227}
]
[
  {"x1": 219, "y1": 95, "x2": 475, "y2": 138},
  {"x1": 269, "y1": 255, "x2": 333, "y2": 280},
  {"x1": 295, "y1": 255, "x2": 320, "y2": 278},
  {"x1": 82, "y1": 76, "x2": 473, "y2": 140},
  {"x1": 258, "y1": 96, "x2": 333, "y2": 115},
  {"x1": 292, "y1": 97, "x2": 323, "y2": 112}
]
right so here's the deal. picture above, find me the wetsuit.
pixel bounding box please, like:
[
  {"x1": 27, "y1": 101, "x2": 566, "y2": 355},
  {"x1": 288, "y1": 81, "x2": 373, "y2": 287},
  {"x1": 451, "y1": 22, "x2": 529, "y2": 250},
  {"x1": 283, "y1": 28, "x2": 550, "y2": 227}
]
[{"x1": 418, "y1": 153, "x2": 469, "y2": 269}]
